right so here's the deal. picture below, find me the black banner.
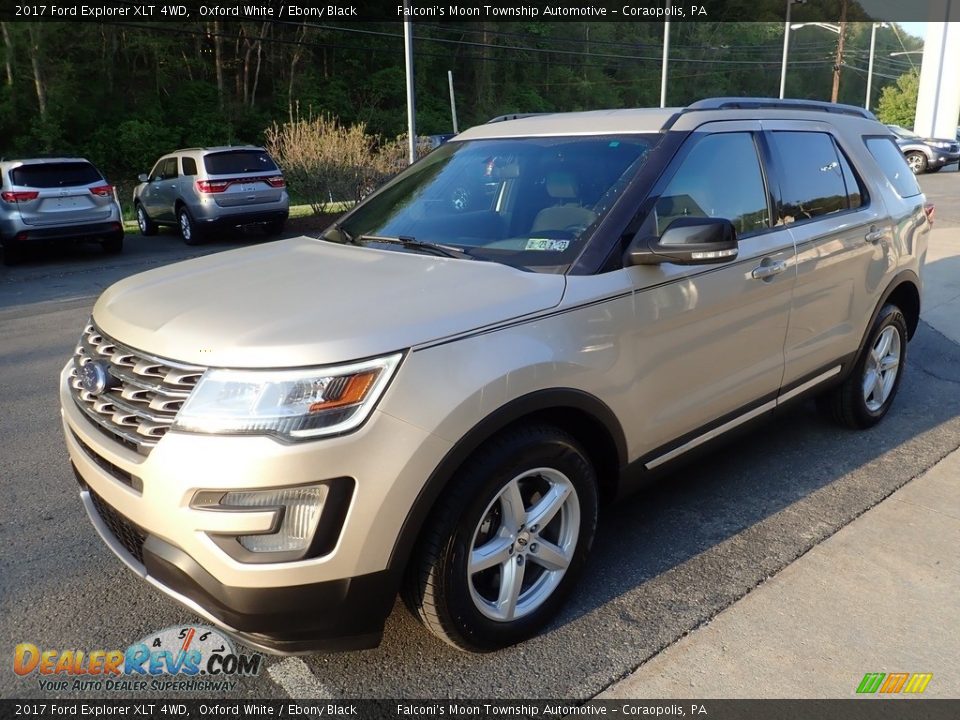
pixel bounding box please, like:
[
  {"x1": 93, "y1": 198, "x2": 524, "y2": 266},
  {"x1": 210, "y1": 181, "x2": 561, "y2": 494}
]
[
  {"x1": 0, "y1": 0, "x2": 952, "y2": 23},
  {"x1": 2, "y1": 700, "x2": 960, "y2": 720}
]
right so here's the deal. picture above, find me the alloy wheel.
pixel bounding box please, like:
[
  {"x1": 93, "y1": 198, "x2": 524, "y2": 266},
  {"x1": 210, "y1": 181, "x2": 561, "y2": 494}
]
[
  {"x1": 467, "y1": 467, "x2": 580, "y2": 622},
  {"x1": 863, "y1": 325, "x2": 902, "y2": 412}
]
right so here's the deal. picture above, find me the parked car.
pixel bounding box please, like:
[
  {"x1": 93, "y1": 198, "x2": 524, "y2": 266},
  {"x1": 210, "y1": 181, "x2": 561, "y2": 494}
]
[
  {"x1": 0, "y1": 158, "x2": 123, "y2": 266},
  {"x1": 133, "y1": 146, "x2": 289, "y2": 245},
  {"x1": 886, "y1": 124, "x2": 960, "y2": 174},
  {"x1": 62, "y1": 98, "x2": 929, "y2": 654}
]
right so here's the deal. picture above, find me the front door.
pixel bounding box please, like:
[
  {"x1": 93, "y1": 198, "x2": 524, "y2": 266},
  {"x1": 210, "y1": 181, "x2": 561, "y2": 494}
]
[{"x1": 623, "y1": 123, "x2": 797, "y2": 463}]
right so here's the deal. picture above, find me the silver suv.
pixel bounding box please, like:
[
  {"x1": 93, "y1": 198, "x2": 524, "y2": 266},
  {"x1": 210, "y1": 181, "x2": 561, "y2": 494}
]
[
  {"x1": 1, "y1": 158, "x2": 123, "y2": 265},
  {"x1": 132, "y1": 146, "x2": 289, "y2": 244},
  {"x1": 61, "y1": 99, "x2": 929, "y2": 654}
]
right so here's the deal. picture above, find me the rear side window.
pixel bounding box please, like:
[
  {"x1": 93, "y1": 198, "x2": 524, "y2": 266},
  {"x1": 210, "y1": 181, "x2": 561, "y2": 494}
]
[
  {"x1": 865, "y1": 137, "x2": 921, "y2": 198},
  {"x1": 10, "y1": 162, "x2": 102, "y2": 188},
  {"x1": 181, "y1": 157, "x2": 198, "y2": 176},
  {"x1": 203, "y1": 150, "x2": 278, "y2": 175},
  {"x1": 768, "y1": 131, "x2": 856, "y2": 224},
  {"x1": 655, "y1": 132, "x2": 770, "y2": 238}
]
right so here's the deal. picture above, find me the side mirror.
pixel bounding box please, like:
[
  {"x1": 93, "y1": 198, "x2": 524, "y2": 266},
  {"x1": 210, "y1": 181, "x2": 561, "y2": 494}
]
[
  {"x1": 137, "y1": 173, "x2": 149, "y2": 183},
  {"x1": 624, "y1": 217, "x2": 738, "y2": 267}
]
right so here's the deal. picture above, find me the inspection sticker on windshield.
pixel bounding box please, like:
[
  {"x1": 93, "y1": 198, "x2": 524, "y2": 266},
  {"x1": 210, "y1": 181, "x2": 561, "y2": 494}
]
[{"x1": 526, "y1": 238, "x2": 570, "y2": 252}]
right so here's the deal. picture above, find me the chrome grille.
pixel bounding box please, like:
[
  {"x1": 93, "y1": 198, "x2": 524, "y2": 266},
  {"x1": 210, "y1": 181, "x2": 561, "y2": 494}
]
[{"x1": 69, "y1": 323, "x2": 204, "y2": 454}]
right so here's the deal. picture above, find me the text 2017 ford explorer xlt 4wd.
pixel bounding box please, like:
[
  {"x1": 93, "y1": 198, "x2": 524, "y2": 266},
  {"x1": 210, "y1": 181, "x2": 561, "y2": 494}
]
[{"x1": 61, "y1": 99, "x2": 929, "y2": 654}]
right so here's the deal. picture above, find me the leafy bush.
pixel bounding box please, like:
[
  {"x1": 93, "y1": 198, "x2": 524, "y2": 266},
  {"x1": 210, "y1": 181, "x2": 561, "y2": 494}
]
[
  {"x1": 265, "y1": 113, "x2": 399, "y2": 213},
  {"x1": 876, "y1": 70, "x2": 920, "y2": 129}
]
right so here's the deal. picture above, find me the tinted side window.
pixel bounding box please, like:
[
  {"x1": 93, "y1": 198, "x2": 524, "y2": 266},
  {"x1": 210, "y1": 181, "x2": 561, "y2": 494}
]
[
  {"x1": 865, "y1": 137, "x2": 921, "y2": 198},
  {"x1": 203, "y1": 150, "x2": 278, "y2": 175},
  {"x1": 769, "y1": 132, "x2": 849, "y2": 224},
  {"x1": 161, "y1": 158, "x2": 179, "y2": 180},
  {"x1": 181, "y1": 157, "x2": 198, "y2": 176},
  {"x1": 655, "y1": 132, "x2": 769, "y2": 237},
  {"x1": 834, "y1": 142, "x2": 864, "y2": 209}
]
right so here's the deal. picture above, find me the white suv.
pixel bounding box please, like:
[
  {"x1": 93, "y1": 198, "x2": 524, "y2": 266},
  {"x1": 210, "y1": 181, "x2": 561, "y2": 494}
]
[{"x1": 62, "y1": 99, "x2": 929, "y2": 654}]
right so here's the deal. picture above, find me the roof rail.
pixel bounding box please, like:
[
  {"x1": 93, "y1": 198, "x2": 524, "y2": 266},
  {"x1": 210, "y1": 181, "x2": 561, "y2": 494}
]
[
  {"x1": 683, "y1": 97, "x2": 876, "y2": 121},
  {"x1": 487, "y1": 112, "x2": 551, "y2": 124}
]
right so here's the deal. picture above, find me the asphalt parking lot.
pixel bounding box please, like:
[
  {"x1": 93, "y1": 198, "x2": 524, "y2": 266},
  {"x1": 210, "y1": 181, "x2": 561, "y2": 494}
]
[{"x1": 2, "y1": 168, "x2": 959, "y2": 700}]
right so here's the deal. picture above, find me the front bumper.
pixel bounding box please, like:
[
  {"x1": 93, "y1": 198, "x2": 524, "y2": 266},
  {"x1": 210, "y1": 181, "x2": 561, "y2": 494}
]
[
  {"x1": 76, "y1": 475, "x2": 394, "y2": 653},
  {"x1": 61, "y1": 362, "x2": 452, "y2": 653},
  {"x1": 929, "y1": 150, "x2": 960, "y2": 168}
]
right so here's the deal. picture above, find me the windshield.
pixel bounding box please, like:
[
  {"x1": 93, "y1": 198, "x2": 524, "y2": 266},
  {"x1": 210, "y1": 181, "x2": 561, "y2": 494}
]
[{"x1": 327, "y1": 135, "x2": 658, "y2": 271}]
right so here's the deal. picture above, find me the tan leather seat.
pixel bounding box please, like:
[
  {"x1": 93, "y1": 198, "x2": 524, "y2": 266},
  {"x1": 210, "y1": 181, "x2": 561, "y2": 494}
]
[{"x1": 531, "y1": 172, "x2": 597, "y2": 234}]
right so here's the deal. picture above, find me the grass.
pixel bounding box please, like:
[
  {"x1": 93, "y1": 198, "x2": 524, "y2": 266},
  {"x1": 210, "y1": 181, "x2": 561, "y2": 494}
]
[{"x1": 121, "y1": 202, "x2": 352, "y2": 234}]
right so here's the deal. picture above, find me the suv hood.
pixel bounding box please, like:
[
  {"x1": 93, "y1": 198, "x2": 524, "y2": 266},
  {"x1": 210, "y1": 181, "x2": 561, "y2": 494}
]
[{"x1": 93, "y1": 237, "x2": 566, "y2": 367}]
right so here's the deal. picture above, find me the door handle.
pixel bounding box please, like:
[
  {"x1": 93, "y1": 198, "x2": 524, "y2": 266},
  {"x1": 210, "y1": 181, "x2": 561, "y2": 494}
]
[
  {"x1": 865, "y1": 227, "x2": 886, "y2": 244},
  {"x1": 169, "y1": 184, "x2": 177, "y2": 190},
  {"x1": 751, "y1": 260, "x2": 787, "y2": 280}
]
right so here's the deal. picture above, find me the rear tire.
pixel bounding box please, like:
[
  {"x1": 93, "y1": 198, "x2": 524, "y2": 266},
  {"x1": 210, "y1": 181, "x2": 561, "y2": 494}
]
[
  {"x1": 2, "y1": 244, "x2": 22, "y2": 266},
  {"x1": 817, "y1": 304, "x2": 907, "y2": 429},
  {"x1": 264, "y1": 219, "x2": 286, "y2": 236},
  {"x1": 101, "y1": 233, "x2": 123, "y2": 254},
  {"x1": 135, "y1": 203, "x2": 158, "y2": 237},
  {"x1": 402, "y1": 425, "x2": 598, "y2": 652},
  {"x1": 178, "y1": 206, "x2": 203, "y2": 246}
]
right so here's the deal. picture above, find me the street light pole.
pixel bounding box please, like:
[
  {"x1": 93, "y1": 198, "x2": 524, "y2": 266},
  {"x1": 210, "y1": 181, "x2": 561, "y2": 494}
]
[
  {"x1": 865, "y1": 22, "x2": 888, "y2": 111},
  {"x1": 779, "y1": 0, "x2": 807, "y2": 99},
  {"x1": 779, "y1": 1, "x2": 793, "y2": 99},
  {"x1": 403, "y1": 3, "x2": 416, "y2": 165},
  {"x1": 660, "y1": 1, "x2": 670, "y2": 108}
]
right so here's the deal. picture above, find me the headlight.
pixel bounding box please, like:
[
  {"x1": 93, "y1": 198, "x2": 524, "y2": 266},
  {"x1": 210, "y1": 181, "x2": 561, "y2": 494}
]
[
  {"x1": 930, "y1": 141, "x2": 951, "y2": 149},
  {"x1": 173, "y1": 353, "x2": 402, "y2": 440}
]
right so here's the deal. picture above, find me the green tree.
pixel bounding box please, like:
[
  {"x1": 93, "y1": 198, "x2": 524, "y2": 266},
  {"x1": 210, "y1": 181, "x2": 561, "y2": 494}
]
[{"x1": 876, "y1": 70, "x2": 919, "y2": 128}]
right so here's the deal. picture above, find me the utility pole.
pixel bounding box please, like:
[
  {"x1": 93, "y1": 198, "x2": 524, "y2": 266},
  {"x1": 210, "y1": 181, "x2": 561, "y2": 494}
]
[
  {"x1": 447, "y1": 70, "x2": 459, "y2": 134},
  {"x1": 830, "y1": 0, "x2": 848, "y2": 104}
]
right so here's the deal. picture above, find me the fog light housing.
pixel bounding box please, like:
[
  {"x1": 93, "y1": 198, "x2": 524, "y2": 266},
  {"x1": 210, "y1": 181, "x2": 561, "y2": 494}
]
[
  {"x1": 223, "y1": 486, "x2": 328, "y2": 553},
  {"x1": 192, "y1": 478, "x2": 354, "y2": 563}
]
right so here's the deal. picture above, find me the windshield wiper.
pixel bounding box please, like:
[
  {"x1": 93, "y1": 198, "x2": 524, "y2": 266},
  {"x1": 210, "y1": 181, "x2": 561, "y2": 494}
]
[{"x1": 355, "y1": 235, "x2": 473, "y2": 260}]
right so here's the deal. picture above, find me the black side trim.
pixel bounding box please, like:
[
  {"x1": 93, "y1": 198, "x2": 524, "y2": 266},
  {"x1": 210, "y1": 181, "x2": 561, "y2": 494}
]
[
  {"x1": 386, "y1": 388, "x2": 627, "y2": 574},
  {"x1": 619, "y1": 359, "x2": 855, "y2": 497},
  {"x1": 143, "y1": 537, "x2": 395, "y2": 652}
]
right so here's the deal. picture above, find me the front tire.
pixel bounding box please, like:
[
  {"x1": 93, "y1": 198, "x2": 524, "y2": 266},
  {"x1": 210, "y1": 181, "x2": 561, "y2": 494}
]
[
  {"x1": 905, "y1": 151, "x2": 928, "y2": 175},
  {"x1": 135, "y1": 203, "x2": 158, "y2": 236},
  {"x1": 817, "y1": 304, "x2": 907, "y2": 429},
  {"x1": 177, "y1": 206, "x2": 203, "y2": 246},
  {"x1": 403, "y1": 425, "x2": 598, "y2": 652}
]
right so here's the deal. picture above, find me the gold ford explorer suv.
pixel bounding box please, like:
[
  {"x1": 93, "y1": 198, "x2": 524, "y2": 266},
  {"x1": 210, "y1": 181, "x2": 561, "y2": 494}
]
[{"x1": 61, "y1": 98, "x2": 929, "y2": 654}]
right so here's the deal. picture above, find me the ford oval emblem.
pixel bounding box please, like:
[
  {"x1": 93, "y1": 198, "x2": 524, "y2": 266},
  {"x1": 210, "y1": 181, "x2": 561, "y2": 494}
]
[{"x1": 80, "y1": 361, "x2": 111, "y2": 396}]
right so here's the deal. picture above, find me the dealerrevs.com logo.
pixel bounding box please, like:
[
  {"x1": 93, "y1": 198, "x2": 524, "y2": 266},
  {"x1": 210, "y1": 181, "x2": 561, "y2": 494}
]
[{"x1": 14, "y1": 625, "x2": 262, "y2": 693}]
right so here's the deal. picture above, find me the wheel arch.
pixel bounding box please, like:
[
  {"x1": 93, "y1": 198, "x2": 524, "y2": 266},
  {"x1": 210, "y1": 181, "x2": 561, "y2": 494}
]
[
  {"x1": 845, "y1": 270, "x2": 921, "y2": 383},
  {"x1": 386, "y1": 388, "x2": 627, "y2": 577}
]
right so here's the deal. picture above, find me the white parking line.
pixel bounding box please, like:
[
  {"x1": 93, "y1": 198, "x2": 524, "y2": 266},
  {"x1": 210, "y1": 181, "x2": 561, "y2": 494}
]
[{"x1": 268, "y1": 657, "x2": 334, "y2": 699}]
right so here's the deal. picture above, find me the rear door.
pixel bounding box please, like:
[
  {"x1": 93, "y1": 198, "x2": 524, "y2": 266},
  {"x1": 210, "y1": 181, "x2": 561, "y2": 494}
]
[
  {"x1": 761, "y1": 122, "x2": 893, "y2": 387},
  {"x1": 201, "y1": 149, "x2": 285, "y2": 208},
  {"x1": 9, "y1": 162, "x2": 114, "y2": 227}
]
